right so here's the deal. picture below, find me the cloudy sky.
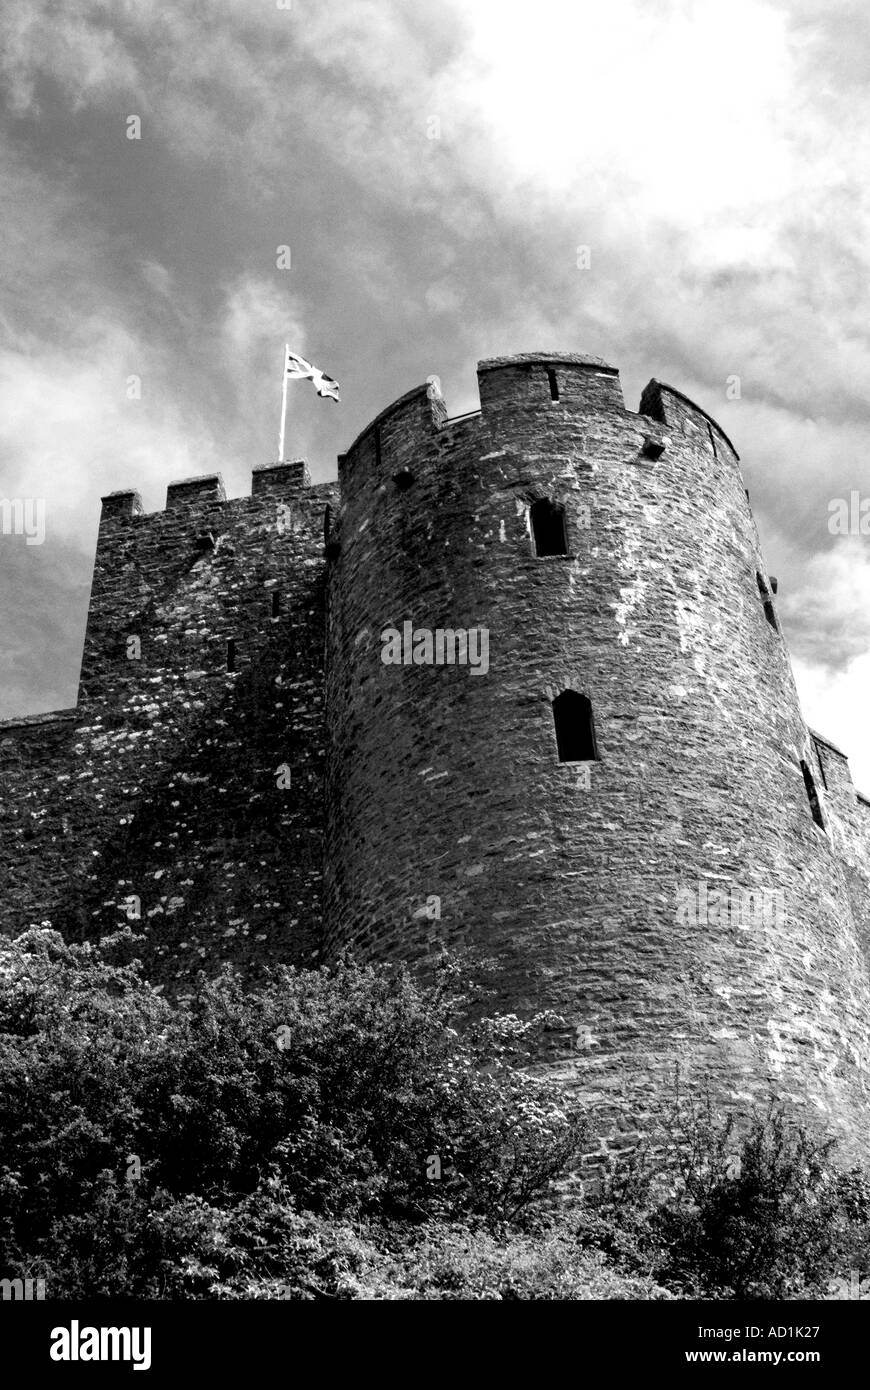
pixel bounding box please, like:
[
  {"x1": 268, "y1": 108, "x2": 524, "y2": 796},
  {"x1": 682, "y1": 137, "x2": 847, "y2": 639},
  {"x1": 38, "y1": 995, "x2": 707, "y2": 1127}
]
[{"x1": 2, "y1": 0, "x2": 870, "y2": 783}]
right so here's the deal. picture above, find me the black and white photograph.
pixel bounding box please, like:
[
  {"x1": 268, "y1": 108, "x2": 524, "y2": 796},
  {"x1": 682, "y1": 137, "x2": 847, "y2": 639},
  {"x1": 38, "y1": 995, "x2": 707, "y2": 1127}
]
[{"x1": 1, "y1": 0, "x2": 869, "y2": 1367}]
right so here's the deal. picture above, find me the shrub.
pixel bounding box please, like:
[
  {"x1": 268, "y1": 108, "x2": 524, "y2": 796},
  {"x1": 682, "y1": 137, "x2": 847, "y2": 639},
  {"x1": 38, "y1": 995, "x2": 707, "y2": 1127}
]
[
  {"x1": 578, "y1": 1089, "x2": 870, "y2": 1300},
  {"x1": 655, "y1": 1095, "x2": 870, "y2": 1298},
  {"x1": 363, "y1": 1224, "x2": 673, "y2": 1300},
  {"x1": 0, "y1": 928, "x2": 587, "y2": 1297}
]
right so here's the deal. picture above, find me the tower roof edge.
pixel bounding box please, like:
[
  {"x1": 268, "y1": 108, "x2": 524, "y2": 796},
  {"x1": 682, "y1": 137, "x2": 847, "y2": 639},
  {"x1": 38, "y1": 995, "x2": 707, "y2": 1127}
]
[{"x1": 477, "y1": 351, "x2": 617, "y2": 374}]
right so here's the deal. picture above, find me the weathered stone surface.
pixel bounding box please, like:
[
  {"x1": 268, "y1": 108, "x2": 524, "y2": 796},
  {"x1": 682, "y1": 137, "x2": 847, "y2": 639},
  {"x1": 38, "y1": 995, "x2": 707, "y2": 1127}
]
[
  {"x1": 324, "y1": 353, "x2": 870, "y2": 1159},
  {"x1": 3, "y1": 351, "x2": 870, "y2": 1157},
  {"x1": 0, "y1": 467, "x2": 337, "y2": 984}
]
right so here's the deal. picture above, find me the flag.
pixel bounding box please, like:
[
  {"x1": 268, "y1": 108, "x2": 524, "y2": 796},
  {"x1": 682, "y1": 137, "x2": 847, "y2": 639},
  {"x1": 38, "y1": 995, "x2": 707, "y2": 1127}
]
[{"x1": 284, "y1": 349, "x2": 341, "y2": 402}]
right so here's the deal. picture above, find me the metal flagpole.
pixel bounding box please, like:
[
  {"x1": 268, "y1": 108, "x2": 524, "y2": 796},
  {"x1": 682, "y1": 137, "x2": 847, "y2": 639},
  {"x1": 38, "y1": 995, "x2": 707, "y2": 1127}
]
[{"x1": 278, "y1": 342, "x2": 289, "y2": 461}]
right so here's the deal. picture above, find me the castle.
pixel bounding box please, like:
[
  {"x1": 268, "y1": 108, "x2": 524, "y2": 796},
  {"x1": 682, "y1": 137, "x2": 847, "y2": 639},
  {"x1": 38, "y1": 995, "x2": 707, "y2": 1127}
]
[{"x1": 4, "y1": 351, "x2": 870, "y2": 1156}]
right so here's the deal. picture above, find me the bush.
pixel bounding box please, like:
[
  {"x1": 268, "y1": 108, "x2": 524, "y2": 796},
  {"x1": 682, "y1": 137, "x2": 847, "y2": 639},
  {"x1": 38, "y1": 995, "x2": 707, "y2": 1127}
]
[
  {"x1": 0, "y1": 927, "x2": 587, "y2": 1297},
  {"x1": 362, "y1": 1224, "x2": 673, "y2": 1300},
  {"x1": 577, "y1": 1089, "x2": 870, "y2": 1300},
  {"x1": 6, "y1": 927, "x2": 867, "y2": 1300},
  {"x1": 655, "y1": 1095, "x2": 870, "y2": 1298}
]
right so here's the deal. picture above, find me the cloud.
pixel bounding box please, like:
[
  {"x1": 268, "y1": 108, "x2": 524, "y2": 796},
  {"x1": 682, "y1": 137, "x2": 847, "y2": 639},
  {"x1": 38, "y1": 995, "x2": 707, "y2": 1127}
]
[
  {"x1": 781, "y1": 539, "x2": 870, "y2": 669},
  {"x1": 794, "y1": 653, "x2": 870, "y2": 794},
  {"x1": 0, "y1": 6, "x2": 138, "y2": 116},
  {"x1": 0, "y1": 147, "x2": 210, "y2": 533},
  {"x1": 0, "y1": 537, "x2": 91, "y2": 718},
  {"x1": 436, "y1": 0, "x2": 794, "y2": 220},
  {"x1": 0, "y1": 324, "x2": 214, "y2": 537},
  {"x1": 219, "y1": 274, "x2": 309, "y2": 463}
]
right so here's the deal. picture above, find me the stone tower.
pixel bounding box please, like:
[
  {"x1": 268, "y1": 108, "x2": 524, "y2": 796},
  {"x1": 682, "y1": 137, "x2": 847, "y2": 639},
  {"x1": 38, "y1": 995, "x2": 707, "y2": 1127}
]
[{"x1": 324, "y1": 352, "x2": 870, "y2": 1155}]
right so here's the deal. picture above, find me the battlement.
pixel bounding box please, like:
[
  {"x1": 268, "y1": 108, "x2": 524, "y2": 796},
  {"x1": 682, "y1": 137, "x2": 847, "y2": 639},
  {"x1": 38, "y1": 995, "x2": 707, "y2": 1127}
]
[
  {"x1": 101, "y1": 489, "x2": 144, "y2": 520},
  {"x1": 338, "y1": 384, "x2": 446, "y2": 478},
  {"x1": 639, "y1": 380, "x2": 739, "y2": 461},
  {"x1": 338, "y1": 354, "x2": 741, "y2": 486},
  {"x1": 166, "y1": 474, "x2": 226, "y2": 509},
  {"x1": 100, "y1": 460, "x2": 316, "y2": 524},
  {"x1": 339, "y1": 354, "x2": 628, "y2": 477},
  {"x1": 251, "y1": 460, "x2": 311, "y2": 495},
  {"x1": 477, "y1": 352, "x2": 624, "y2": 413}
]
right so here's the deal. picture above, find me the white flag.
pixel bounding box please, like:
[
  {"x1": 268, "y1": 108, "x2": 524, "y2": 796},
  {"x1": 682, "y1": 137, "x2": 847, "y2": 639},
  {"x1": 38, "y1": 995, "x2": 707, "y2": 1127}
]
[{"x1": 284, "y1": 349, "x2": 340, "y2": 402}]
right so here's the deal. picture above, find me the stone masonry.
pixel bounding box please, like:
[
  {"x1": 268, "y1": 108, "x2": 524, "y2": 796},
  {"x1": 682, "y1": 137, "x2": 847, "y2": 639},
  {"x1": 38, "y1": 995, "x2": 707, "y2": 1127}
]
[
  {"x1": 1, "y1": 461, "x2": 336, "y2": 983},
  {"x1": 3, "y1": 353, "x2": 870, "y2": 1156}
]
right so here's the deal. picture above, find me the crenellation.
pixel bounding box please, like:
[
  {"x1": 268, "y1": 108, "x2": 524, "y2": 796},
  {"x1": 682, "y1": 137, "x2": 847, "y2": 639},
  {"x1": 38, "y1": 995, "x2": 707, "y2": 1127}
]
[
  {"x1": 640, "y1": 380, "x2": 740, "y2": 461},
  {"x1": 251, "y1": 459, "x2": 311, "y2": 494},
  {"x1": 166, "y1": 473, "x2": 227, "y2": 508},
  {"x1": 478, "y1": 354, "x2": 625, "y2": 414},
  {"x1": 100, "y1": 489, "x2": 144, "y2": 520}
]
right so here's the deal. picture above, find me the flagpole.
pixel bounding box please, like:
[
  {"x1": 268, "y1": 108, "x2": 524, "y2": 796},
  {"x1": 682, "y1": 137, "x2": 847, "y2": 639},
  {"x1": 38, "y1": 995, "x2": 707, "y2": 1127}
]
[{"x1": 278, "y1": 342, "x2": 289, "y2": 461}]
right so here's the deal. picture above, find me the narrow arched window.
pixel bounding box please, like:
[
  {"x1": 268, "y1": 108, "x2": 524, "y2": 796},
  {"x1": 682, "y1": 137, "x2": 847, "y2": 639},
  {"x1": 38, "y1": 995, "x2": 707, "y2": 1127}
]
[
  {"x1": 553, "y1": 690, "x2": 597, "y2": 762},
  {"x1": 800, "y1": 760, "x2": 825, "y2": 829},
  {"x1": 531, "y1": 499, "x2": 568, "y2": 556}
]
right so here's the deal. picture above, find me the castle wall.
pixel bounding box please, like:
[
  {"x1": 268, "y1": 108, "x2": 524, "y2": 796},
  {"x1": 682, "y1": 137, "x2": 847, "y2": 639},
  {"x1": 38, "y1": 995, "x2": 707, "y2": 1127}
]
[
  {"x1": 0, "y1": 462, "x2": 336, "y2": 985},
  {"x1": 324, "y1": 353, "x2": 870, "y2": 1159},
  {"x1": 811, "y1": 730, "x2": 870, "y2": 972},
  {"x1": 0, "y1": 710, "x2": 79, "y2": 925},
  {"x1": 3, "y1": 349, "x2": 870, "y2": 1158}
]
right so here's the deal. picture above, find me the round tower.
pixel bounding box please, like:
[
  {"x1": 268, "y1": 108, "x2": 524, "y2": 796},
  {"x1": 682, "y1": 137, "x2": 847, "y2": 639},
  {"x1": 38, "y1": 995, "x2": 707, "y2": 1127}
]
[{"x1": 324, "y1": 352, "x2": 870, "y2": 1155}]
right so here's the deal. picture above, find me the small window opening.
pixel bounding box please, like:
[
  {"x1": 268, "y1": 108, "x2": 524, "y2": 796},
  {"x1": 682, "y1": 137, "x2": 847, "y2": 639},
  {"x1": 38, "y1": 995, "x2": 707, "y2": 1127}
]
[
  {"x1": 756, "y1": 572, "x2": 779, "y2": 632},
  {"x1": 271, "y1": 591, "x2": 280, "y2": 619},
  {"x1": 393, "y1": 468, "x2": 414, "y2": 491},
  {"x1": 531, "y1": 498, "x2": 568, "y2": 556},
  {"x1": 226, "y1": 638, "x2": 236, "y2": 672},
  {"x1": 546, "y1": 368, "x2": 560, "y2": 401},
  {"x1": 553, "y1": 690, "x2": 598, "y2": 762},
  {"x1": 642, "y1": 434, "x2": 666, "y2": 460},
  {"x1": 324, "y1": 504, "x2": 341, "y2": 559},
  {"x1": 801, "y1": 760, "x2": 825, "y2": 829}
]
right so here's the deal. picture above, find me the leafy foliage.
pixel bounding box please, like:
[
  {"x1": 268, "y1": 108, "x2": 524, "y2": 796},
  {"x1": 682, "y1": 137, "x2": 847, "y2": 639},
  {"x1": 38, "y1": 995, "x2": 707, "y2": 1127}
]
[
  {"x1": 654, "y1": 1093, "x2": 870, "y2": 1298},
  {"x1": 4, "y1": 928, "x2": 869, "y2": 1300},
  {"x1": 0, "y1": 928, "x2": 586, "y2": 1297},
  {"x1": 577, "y1": 1087, "x2": 870, "y2": 1300}
]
